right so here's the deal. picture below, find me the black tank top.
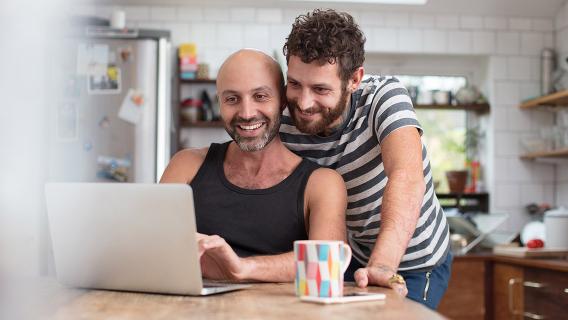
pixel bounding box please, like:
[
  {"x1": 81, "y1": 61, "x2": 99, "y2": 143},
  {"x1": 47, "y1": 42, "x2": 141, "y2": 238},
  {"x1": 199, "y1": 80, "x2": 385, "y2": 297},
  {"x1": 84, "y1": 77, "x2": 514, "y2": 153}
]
[{"x1": 190, "y1": 142, "x2": 320, "y2": 257}]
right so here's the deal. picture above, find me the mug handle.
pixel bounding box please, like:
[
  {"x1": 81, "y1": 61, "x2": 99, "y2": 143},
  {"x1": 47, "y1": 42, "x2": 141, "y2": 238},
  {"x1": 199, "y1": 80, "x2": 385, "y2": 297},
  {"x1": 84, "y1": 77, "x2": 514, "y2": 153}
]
[{"x1": 341, "y1": 243, "x2": 352, "y2": 274}]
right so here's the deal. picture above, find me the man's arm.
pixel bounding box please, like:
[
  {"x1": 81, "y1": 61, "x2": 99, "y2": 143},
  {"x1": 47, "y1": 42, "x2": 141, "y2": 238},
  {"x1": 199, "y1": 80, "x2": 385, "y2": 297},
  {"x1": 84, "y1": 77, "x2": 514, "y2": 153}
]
[
  {"x1": 354, "y1": 126, "x2": 425, "y2": 295},
  {"x1": 159, "y1": 148, "x2": 207, "y2": 184},
  {"x1": 197, "y1": 168, "x2": 348, "y2": 282}
]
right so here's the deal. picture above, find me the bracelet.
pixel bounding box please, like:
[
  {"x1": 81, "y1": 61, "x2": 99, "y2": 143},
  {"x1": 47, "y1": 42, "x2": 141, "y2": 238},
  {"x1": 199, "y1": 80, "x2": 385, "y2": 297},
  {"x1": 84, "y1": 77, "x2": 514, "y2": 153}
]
[{"x1": 387, "y1": 274, "x2": 406, "y2": 286}]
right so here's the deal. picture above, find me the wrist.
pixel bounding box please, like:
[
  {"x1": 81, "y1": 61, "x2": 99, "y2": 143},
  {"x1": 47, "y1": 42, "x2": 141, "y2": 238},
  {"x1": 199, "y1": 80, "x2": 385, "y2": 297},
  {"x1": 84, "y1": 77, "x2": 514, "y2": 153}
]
[{"x1": 237, "y1": 257, "x2": 255, "y2": 281}]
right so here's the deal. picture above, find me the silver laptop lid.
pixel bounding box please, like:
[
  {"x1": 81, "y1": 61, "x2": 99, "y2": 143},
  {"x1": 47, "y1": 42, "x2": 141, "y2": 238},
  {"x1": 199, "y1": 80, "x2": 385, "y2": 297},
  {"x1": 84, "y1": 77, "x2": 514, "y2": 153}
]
[{"x1": 45, "y1": 183, "x2": 205, "y2": 295}]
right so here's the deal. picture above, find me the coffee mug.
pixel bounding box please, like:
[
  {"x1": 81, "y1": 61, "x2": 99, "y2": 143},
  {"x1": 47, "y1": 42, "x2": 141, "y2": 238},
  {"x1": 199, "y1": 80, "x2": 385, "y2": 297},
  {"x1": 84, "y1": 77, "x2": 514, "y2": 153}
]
[{"x1": 294, "y1": 240, "x2": 352, "y2": 298}]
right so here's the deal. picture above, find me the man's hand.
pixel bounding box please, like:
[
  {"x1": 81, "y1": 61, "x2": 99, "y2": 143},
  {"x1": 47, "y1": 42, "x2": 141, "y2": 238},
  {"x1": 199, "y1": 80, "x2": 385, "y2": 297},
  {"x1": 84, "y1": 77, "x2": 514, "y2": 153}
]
[
  {"x1": 197, "y1": 234, "x2": 251, "y2": 281},
  {"x1": 354, "y1": 264, "x2": 408, "y2": 297}
]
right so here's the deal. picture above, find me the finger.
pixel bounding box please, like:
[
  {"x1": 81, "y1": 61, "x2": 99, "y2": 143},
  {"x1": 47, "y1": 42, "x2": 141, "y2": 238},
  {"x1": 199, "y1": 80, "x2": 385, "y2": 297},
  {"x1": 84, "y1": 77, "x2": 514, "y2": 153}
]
[
  {"x1": 391, "y1": 283, "x2": 408, "y2": 297},
  {"x1": 354, "y1": 268, "x2": 369, "y2": 288}
]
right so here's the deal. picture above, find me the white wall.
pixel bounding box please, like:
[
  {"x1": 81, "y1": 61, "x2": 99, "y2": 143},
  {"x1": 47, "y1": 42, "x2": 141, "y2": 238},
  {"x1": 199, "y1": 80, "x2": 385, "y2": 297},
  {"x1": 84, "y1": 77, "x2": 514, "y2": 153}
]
[
  {"x1": 555, "y1": 2, "x2": 568, "y2": 207},
  {"x1": 74, "y1": 4, "x2": 558, "y2": 232}
]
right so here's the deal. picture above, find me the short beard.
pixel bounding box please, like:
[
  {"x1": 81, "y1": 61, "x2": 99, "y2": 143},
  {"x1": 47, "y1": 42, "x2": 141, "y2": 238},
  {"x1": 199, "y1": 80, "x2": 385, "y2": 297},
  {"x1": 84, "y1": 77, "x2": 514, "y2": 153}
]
[
  {"x1": 225, "y1": 113, "x2": 280, "y2": 152},
  {"x1": 288, "y1": 82, "x2": 350, "y2": 135}
]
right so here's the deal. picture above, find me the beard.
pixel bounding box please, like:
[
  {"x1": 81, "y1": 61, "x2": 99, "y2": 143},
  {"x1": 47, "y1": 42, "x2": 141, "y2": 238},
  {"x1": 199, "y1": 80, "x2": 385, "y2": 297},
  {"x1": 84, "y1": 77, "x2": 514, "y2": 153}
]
[
  {"x1": 288, "y1": 84, "x2": 350, "y2": 135},
  {"x1": 224, "y1": 112, "x2": 280, "y2": 152}
]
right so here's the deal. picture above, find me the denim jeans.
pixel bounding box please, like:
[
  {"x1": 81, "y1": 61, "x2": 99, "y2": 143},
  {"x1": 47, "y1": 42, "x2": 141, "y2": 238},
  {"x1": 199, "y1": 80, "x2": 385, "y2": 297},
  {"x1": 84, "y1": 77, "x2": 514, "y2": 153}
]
[{"x1": 345, "y1": 252, "x2": 453, "y2": 310}]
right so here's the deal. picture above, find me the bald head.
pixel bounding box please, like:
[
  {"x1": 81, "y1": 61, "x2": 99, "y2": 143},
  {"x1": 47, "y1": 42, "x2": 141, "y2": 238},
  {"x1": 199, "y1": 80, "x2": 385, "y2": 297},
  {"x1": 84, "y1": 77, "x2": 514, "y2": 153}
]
[{"x1": 216, "y1": 49, "x2": 285, "y2": 99}]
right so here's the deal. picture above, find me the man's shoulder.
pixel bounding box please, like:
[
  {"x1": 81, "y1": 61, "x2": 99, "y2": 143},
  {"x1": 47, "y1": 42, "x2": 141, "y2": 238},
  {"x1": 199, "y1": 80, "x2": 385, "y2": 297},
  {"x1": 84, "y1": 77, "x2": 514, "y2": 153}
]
[
  {"x1": 160, "y1": 147, "x2": 209, "y2": 183},
  {"x1": 307, "y1": 167, "x2": 345, "y2": 189}
]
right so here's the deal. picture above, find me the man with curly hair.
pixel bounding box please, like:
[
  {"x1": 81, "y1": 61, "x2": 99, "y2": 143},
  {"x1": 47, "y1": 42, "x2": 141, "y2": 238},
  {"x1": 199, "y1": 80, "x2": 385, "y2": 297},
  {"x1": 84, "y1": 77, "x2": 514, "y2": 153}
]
[{"x1": 279, "y1": 9, "x2": 452, "y2": 309}]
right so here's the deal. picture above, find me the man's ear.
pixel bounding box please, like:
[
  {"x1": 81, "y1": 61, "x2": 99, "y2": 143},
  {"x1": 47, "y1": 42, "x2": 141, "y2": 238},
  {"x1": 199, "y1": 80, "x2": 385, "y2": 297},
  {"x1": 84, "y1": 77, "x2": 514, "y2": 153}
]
[{"x1": 349, "y1": 67, "x2": 365, "y2": 92}]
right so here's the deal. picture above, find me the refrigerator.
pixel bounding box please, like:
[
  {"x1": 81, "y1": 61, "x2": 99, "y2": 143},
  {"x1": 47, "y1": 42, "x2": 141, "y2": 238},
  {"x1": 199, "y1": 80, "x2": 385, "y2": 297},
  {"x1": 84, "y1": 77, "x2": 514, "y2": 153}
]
[{"x1": 50, "y1": 26, "x2": 172, "y2": 183}]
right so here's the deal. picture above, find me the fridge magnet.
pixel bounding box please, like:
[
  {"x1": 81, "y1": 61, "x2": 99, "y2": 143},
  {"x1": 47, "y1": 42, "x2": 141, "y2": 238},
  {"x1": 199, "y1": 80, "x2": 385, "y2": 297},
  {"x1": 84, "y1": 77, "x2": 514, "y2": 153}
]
[
  {"x1": 98, "y1": 115, "x2": 110, "y2": 128},
  {"x1": 87, "y1": 66, "x2": 121, "y2": 95},
  {"x1": 119, "y1": 46, "x2": 132, "y2": 62},
  {"x1": 76, "y1": 43, "x2": 108, "y2": 76},
  {"x1": 96, "y1": 155, "x2": 131, "y2": 182},
  {"x1": 118, "y1": 89, "x2": 144, "y2": 124},
  {"x1": 56, "y1": 101, "x2": 78, "y2": 142},
  {"x1": 83, "y1": 141, "x2": 93, "y2": 152}
]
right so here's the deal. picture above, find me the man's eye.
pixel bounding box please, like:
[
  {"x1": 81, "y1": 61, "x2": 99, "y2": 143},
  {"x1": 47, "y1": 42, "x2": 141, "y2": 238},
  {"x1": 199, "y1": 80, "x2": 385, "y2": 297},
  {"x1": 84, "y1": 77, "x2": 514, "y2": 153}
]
[
  {"x1": 225, "y1": 96, "x2": 238, "y2": 104},
  {"x1": 314, "y1": 87, "x2": 330, "y2": 94},
  {"x1": 288, "y1": 81, "x2": 300, "y2": 88},
  {"x1": 255, "y1": 94, "x2": 269, "y2": 100}
]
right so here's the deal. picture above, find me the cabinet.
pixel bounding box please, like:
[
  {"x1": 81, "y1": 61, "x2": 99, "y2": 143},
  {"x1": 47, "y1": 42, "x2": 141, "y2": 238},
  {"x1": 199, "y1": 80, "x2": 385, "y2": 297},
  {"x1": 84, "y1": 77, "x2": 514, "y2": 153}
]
[
  {"x1": 438, "y1": 254, "x2": 568, "y2": 320},
  {"x1": 518, "y1": 89, "x2": 568, "y2": 160}
]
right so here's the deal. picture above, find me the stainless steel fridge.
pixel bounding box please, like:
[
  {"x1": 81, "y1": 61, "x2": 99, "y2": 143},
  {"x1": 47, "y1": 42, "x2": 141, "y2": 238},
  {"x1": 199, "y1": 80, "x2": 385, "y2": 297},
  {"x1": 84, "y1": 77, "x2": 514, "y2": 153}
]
[{"x1": 50, "y1": 27, "x2": 172, "y2": 183}]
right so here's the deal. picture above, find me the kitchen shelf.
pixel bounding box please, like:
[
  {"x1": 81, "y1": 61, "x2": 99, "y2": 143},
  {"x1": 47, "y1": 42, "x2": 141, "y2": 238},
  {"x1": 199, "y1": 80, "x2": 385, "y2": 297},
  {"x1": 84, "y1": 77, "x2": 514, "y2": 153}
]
[
  {"x1": 414, "y1": 103, "x2": 490, "y2": 113},
  {"x1": 520, "y1": 148, "x2": 568, "y2": 160},
  {"x1": 519, "y1": 89, "x2": 568, "y2": 109},
  {"x1": 179, "y1": 78, "x2": 216, "y2": 84},
  {"x1": 437, "y1": 192, "x2": 489, "y2": 213},
  {"x1": 180, "y1": 120, "x2": 224, "y2": 128}
]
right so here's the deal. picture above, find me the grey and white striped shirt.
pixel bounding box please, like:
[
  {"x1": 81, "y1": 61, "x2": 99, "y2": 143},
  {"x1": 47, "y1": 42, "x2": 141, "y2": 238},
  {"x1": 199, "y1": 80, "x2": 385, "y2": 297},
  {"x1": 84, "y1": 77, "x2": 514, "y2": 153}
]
[{"x1": 280, "y1": 75, "x2": 449, "y2": 271}]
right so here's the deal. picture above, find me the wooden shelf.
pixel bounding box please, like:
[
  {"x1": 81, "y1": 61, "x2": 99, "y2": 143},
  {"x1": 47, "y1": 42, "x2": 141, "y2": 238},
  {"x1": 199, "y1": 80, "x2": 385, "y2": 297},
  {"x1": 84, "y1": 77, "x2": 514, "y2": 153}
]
[
  {"x1": 520, "y1": 148, "x2": 568, "y2": 160},
  {"x1": 414, "y1": 103, "x2": 490, "y2": 113},
  {"x1": 180, "y1": 78, "x2": 216, "y2": 84},
  {"x1": 519, "y1": 90, "x2": 568, "y2": 109},
  {"x1": 180, "y1": 120, "x2": 224, "y2": 128}
]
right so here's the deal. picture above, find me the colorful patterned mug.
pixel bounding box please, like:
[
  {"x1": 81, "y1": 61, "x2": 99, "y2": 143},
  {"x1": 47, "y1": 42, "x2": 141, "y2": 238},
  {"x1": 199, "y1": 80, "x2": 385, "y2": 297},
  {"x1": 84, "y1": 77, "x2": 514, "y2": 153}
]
[{"x1": 294, "y1": 240, "x2": 352, "y2": 298}]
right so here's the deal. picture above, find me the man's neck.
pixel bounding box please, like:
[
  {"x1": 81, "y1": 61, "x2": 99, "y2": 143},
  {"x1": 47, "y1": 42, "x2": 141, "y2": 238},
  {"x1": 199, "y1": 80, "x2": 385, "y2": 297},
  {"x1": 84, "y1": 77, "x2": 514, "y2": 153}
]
[{"x1": 224, "y1": 138, "x2": 297, "y2": 177}]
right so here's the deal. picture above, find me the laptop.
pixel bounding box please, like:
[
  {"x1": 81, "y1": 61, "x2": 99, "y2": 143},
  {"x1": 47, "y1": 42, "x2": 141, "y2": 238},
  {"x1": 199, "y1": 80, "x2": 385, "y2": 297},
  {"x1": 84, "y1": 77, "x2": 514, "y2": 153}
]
[{"x1": 45, "y1": 182, "x2": 250, "y2": 295}]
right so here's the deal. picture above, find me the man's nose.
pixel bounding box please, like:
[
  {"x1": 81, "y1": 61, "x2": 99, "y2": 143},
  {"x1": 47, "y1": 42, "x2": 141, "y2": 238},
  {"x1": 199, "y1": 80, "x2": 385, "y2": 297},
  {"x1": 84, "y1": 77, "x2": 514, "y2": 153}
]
[
  {"x1": 238, "y1": 98, "x2": 257, "y2": 120},
  {"x1": 296, "y1": 89, "x2": 314, "y2": 111}
]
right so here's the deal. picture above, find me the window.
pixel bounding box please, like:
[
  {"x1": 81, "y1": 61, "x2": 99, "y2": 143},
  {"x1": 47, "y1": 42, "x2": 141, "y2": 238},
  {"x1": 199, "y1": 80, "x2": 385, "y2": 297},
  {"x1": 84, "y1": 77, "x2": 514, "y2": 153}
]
[{"x1": 396, "y1": 75, "x2": 468, "y2": 193}]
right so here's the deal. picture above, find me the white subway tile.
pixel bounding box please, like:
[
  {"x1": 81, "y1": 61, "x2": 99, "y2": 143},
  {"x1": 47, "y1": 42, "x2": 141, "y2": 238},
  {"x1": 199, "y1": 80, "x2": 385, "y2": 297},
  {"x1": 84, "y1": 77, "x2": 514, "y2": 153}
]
[
  {"x1": 532, "y1": 164, "x2": 555, "y2": 183},
  {"x1": 507, "y1": 57, "x2": 531, "y2": 80},
  {"x1": 73, "y1": 4, "x2": 96, "y2": 16},
  {"x1": 423, "y1": 29, "x2": 447, "y2": 53},
  {"x1": 543, "y1": 183, "x2": 556, "y2": 205},
  {"x1": 495, "y1": 183, "x2": 521, "y2": 207},
  {"x1": 94, "y1": 5, "x2": 115, "y2": 19},
  {"x1": 519, "y1": 82, "x2": 541, "y2": 103},
  {"x1": 472, "y1": 31, "x2": 495, "y2": 54},
  {"x1": 494, "y1": 81, "x2": 520, "y2": 105},
  {"x1": 508, "y1": 158, "x2": 534, "y2": 183},
  {"x1": 520, "y1": 32, "x2": 545, "y2": 56},
  {"x1": 508, "y1": 18, "x2": 532, "y2": 31},
  {"x1": 555, "y1": 5, "x2": 568, "y2": 30},
  {"x1": 385, "y1": 12, "x2": 409, "y2": 28},
  {"x1": 217, "y1": 23, "x2": 243, "y2": 48},
  {"x1": 244, "y1": 24, "x2": 271, "y2": 52},
  {"x1": 137, "y1": 21, "x2": 163, "y2": 29},
  {"x1": 177, "y1": 7, "x2": 202, "y2": 22},
  {"x1": 270, "y1": 24, "x2": 291, "y2": 53},
  {"x1": 531, "y1": 18, "x2": 554, "y2": 32},
  {"x1": 544, "y1": 33, "x2": 555, "y2": 49},
  {"x1": 494, "y1": 157, "x2": 510, "y2": 182},
  {"x1": 493, "y1": 107, "x2": 509, "y2": 132},
  {"x1": 447, "y1": 30, "x2": 472, "y2": 53},
  {"x1": 162, "y1": 22, "x2": 190, "y2": 45},
  {"x1": 495, "y1": 132, "x2": 521, "y2": 156},
  {"x1": 489, "y1": 56, "x2": 508, "y2": 80},
  {"x1": 528, "y1": 57, "x2": 540, "y2": 82},
  {"x1": 369, "y1": 27, "x2": 397, "y2": 52},
  {"x1": 397, "y1": 29, "x2": 422, "y2": 53},
  {"x1": 557, "y1": 29, "x2": 568, "y2": 52},
  {"x1": 150, "y1": 6, "x2": 177, "y2": 21},
  {"x1": 360, "y1": 12, "x2": 385, "y2": 27},
  {"x1": 189, "y1": 22, "x2": 217, "y2": 48},
  {"x1": 556, "y1": 183, "x2": 568, "y2": 206},
  {"x1": 257, "y1": 9, "x2": 283, "y2": 24},
  {"x1": 436, "y1": 15, "x2": 459, "y2": 29},
  {"x1": 203, "y1": 8, "x2": 230, "y2": 22},
  {"x1": 531, "y1": 111, "x2": 555, "y2": 129},
  {"x1": 460, "y1": 15, "x2": 483, "y2": 29},
  {"x1": 497, "y1": 31, "x2": 520, "y2": 55},
  {"x1": 230, "y1": 8, "x2": 255, "y2": 22},
  {"x1": 507, "y1": 107, "x2": 532, "y2": 132},
  {"x1": 557, "y1": 164, "x2": 568, "y2": 182},
  {"x1": 283, "y1": 8, "x2": 304, "y2": 25},
  {"x1": 121, "y1": 6, "x2": 149, "y2": 21},
  {"x1": 484, "y1": 16, "x2": 508, "y2": 30},
  {"x1": 410, "y1": 14, "x2": 434, "y2": 28}
]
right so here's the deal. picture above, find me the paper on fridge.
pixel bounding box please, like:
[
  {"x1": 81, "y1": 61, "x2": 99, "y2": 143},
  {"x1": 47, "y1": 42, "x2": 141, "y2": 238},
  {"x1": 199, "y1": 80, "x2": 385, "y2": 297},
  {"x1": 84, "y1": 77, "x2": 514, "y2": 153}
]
[
  {"x1": 77, "y1": 43, "x2": 109, "y2": 76},
  {"x1": 118, "y1": 89, "x2": 145, "y2": 124}
]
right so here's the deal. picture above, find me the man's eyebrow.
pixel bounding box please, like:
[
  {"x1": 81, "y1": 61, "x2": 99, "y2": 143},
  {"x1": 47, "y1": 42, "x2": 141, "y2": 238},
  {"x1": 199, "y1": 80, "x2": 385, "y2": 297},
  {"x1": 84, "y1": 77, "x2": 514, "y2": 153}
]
[
  {"x1": 220, "y1": 90, "x2": 239, "y2": 96},
  {"x1": 251, "y1": 86, "x2": 274, "y2": 93}
]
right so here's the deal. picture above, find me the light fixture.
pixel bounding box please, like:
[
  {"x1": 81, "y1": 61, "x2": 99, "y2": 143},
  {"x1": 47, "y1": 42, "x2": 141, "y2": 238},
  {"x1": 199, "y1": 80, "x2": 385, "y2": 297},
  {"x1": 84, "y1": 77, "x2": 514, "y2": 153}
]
[{"x1": 289, "y1": 0, "x2": 428, "y2": 4}]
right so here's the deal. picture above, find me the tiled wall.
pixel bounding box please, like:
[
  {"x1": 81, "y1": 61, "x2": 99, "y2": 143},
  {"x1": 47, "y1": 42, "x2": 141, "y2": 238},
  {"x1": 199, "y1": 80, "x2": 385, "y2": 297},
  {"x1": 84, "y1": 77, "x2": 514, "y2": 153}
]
[
  {"x1": 77, "y1": 3, "x2": 561, "y2": 231},
  {"x1": 555, "y1": 2, "x2": 568, "y2": 207}
]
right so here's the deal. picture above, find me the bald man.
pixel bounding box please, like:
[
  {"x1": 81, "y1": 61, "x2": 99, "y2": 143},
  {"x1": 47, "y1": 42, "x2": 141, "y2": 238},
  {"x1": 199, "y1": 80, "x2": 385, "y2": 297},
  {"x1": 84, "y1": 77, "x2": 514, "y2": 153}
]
[{"x1": 160, "y1": 49, "x2": 347, "y2": 282}]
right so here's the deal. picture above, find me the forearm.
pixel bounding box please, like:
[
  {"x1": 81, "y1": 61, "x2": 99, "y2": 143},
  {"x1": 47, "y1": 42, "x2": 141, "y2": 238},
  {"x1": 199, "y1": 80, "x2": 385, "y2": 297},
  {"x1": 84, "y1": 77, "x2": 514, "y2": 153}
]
[
  {"x1": 241, "y1": 252, "x2": 295, "y2": 282},
  {"x1": 368, "y1": 171, "x2": 424, "y2": 271}
]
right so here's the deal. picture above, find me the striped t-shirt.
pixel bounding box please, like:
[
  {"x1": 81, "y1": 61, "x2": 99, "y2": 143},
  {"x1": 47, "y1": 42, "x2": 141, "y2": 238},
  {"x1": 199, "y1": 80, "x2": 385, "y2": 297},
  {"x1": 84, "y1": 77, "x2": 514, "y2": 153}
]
[{"x1": 280, "y1": 75, "x2": 449, "y2": 271}]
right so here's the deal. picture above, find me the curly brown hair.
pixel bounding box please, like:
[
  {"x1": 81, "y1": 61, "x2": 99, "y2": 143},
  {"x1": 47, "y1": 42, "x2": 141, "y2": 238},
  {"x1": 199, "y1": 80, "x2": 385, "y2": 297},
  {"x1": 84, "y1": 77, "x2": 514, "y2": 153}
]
[{"x1": 283, "y1": 9, "x2": 366, "y2": 83}]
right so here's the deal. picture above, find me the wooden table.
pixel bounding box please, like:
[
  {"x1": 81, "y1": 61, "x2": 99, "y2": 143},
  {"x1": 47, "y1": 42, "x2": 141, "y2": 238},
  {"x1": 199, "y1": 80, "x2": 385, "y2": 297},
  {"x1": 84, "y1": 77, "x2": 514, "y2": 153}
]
[{"x1": 1, "y1": 278, "x2": 445, "y2": 319}]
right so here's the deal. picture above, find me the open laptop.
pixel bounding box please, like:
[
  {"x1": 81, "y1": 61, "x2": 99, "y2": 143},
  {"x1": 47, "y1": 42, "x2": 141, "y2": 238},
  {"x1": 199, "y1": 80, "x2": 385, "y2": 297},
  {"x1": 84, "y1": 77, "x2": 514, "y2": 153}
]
[{"x1": 45, "y1": 182, "x2": 250, "y2": 295}]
